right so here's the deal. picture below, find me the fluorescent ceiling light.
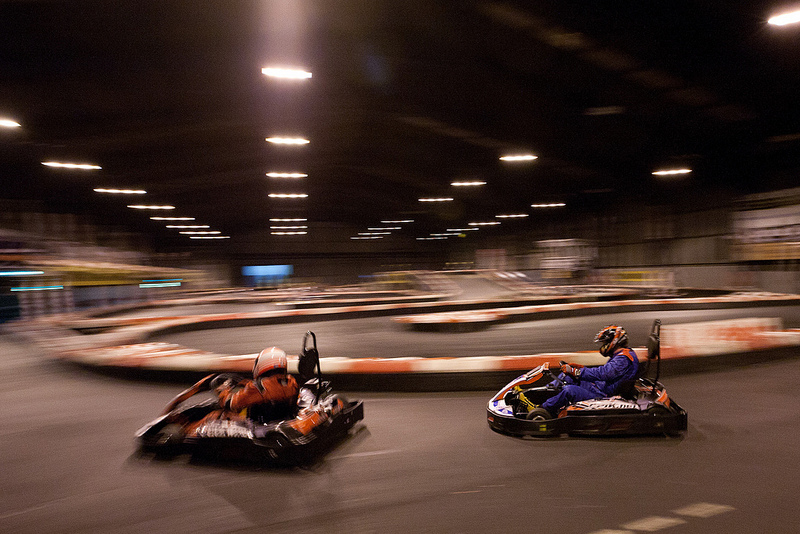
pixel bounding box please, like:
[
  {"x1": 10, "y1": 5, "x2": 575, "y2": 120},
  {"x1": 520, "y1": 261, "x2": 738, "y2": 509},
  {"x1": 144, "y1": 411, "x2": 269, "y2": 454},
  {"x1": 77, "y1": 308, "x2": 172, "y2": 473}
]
[
  {"x1": 495, "y1": 213, "x2": 529, "y2": 218},
  {"x1": 266, "y1": 172, "x2": 307, "y2": 178},
  {"x1": 140, "y1": 282, "x2": 181, "y2": 288},
  {"x1": 270, "y1": 225, "x2": 308, "y2": 230},
  {"x1": 652, "y1": 168, "x2": 692, "y2": 176},
  {"x1": 268, "y1": 193, "x2": 308, "y2": 198},
  {"x1": 270, "y1": 218, "x2": 307, "y2": 222},
  {"x1": 151, "y1": 216, "x2": 195, "y2": 221},
  {"x1": 42, "y1": 161, "x2": 101, "y2": 170},
  {"x1": 500, "y1": 154, "x2": 538, "y2": 162},
  {"x1": 179, "y1": 231, "x2": 221, "y2": 235},
  {"x1": 468, "y1": 221, "x2": 501, "y2": 226},
  {"x1": 447, "y1": 228, "x2": 479, "y2": 232},
  {"x1": 381, "y1": 220, "x2": 414, "y2": 224},
  {"x1": 0, "y1": 270, "x2": 44, "y2": 276},
  {"x1": 266, "y1": 137, "x2": 309, "y2": 145},
  {"x1": 359, "y1": 232, "x2": 391, "y2": 236},
  {"x1": 451, "y1": 181, "x2": 486, "y2": 187},
  {"x1": 262, "y1": 67, "x2": 312, "y2": 79},
  {"x1": 368, "y1": 227, "x2": 400, "y2": 231},
  {"x1": 351, "y1": 236, "x2": 383, "y2": 240},
  {"x1": 0, "y1": 119, "x2": 21, "y2": 128},
  {"x1": 11, "y1": 285, "x2": 63, "y2": 291},
  {"x1": 165, "y1": 225, "x2": 209, "y2": 229},
  {"x1": 128, "y1": 205, "x2": 175, "y2": 210},
  {"x1": 531, "y1": 203, "x2": 566, "y2": 208},
  {"x1": 94, "y1": 188, "x2": 146, "y2": 195},
  {"x1": 271, "y1": 231, "x2": 307, "y2": 235},
  {"x1": 416, "y1": 237, "x2": 447, "y2": 240},
  {"x1": 419, "y1": 197, "x2": 453, "y2": 202},
  {"x1": 769, "y1": 10, "x2": 800, "y2": 25}
]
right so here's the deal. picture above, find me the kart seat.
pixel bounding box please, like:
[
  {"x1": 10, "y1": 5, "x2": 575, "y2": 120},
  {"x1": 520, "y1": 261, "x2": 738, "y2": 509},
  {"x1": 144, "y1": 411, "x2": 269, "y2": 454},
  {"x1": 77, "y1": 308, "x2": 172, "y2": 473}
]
[
  {"x1": 615, "y1": 323, "x2": 660, "y2": 399},
  {"x1": 248, "y1": 401, "x2": 296, "y2": 424}
]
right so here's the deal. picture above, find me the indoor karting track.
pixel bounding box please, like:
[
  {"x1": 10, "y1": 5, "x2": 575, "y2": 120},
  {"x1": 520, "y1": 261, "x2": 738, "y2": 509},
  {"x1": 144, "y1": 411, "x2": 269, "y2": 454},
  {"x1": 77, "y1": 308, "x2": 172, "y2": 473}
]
[
  {"x1": 140, "y1": 274, "x2": 800, "y2": 360},
  {"x1": 3, "y1": 318, "x2": 800, "y2": 533},
  {"x1": 153, "y1": 306, "x2": 800, "y2": 360}
]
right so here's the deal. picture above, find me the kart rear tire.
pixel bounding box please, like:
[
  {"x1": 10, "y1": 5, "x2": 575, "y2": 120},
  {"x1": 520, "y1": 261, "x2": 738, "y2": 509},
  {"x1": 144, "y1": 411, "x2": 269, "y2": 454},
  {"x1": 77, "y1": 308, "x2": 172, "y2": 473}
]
[
  {"x1": 525, "y1": 408, "x2": 552, "y2": 421},
  {"x1": 149, "y1": 424, "x2": 185, "y2": 458}
]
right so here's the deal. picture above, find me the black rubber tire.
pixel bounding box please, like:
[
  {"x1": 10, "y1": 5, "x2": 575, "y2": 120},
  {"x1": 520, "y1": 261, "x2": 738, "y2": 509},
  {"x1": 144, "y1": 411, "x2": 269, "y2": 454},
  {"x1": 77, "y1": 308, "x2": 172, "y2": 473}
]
[{"x1": 525, "y1": 408, "x2": 552, "y2": 421}]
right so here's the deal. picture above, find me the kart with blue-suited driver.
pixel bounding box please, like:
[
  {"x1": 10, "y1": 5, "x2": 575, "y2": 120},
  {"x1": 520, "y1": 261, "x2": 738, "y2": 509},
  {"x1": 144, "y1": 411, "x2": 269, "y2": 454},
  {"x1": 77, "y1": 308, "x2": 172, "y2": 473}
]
[{"x1": 487, "y1": 320, "x2": 687, "y2": 437}]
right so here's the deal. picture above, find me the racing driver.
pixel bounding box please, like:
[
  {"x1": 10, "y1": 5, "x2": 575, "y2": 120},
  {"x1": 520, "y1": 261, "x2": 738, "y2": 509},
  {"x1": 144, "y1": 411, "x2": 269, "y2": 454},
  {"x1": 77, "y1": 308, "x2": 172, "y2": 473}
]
[
  {"x1": 186, "y1": 346, "x2": 299, "y2": 431},
  {"x1": 518, "y1": 325, "x2": 639, "y2": 419}
]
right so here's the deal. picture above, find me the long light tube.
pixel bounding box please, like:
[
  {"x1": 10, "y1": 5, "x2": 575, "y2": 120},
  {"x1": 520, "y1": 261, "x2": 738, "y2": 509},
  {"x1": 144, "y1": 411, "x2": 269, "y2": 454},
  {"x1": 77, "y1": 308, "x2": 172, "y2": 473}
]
[
  {"x1": 652, "y1": 168, "x2": 692, "y2": 176},
  {"x1": 42, "y1": 161, "x2": 101, "y2": 170},
  {"x1": 266, "y1": 137, "x2": 309, "y2": 145},
  {"x1": 94, "y1": 188, "x2": 146, "y2": 194},
  {"x1": 0, "y1": 270, "x2": 44, "y2": 276},
  {"x1": 531, "y1": 203, "x2": 566, "y2": 208},
  {"x1": 266, "y1": 172, "x2": 308, "y2": 178},
  {"x1": 499, "y1": 154, "x2": 537, "y2": 162},
  {"x1": 262, "y1": 67, "x2": 312, "y2": 79},
  {"x1": 451, "y1": 181, "x2": 486, "y2": 187},
  {"x1": 769, "y1": 10, "x2": 800, "y2": 25},
  {"x1": 268, "y1": 193, "x2": 308, "y2": 198}
]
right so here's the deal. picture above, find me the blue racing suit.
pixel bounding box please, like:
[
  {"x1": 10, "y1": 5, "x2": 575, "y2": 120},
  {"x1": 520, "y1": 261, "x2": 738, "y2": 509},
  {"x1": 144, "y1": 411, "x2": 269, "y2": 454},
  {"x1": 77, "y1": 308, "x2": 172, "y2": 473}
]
[{"x1": 542, "y1": 347, "x2": 639, "y2": 416}]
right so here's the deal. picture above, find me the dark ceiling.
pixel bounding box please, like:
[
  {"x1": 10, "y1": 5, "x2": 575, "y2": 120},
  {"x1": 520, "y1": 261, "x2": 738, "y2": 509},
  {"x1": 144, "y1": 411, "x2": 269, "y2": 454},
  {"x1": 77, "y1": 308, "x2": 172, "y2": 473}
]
[{"x1": 1, "y1": 0, "x2": 799, "y2": 252}]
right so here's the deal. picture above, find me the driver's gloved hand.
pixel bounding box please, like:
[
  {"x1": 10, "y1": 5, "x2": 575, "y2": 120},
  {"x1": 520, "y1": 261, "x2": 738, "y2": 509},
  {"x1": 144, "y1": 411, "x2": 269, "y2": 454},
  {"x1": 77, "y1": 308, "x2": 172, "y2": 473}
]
[{"x1": 560, "y1": 363, "x2": 582, "y2": 379}]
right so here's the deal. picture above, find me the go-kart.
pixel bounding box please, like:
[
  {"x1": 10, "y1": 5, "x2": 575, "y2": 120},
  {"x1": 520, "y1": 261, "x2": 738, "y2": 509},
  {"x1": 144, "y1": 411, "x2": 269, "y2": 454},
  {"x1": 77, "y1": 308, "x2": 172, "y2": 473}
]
[
  {"x1": 136, "y1": 331, "x2": 364, "y2": 462},
  {"x1": 487, "y1": 320, "x2": 687, "y2": 437}
]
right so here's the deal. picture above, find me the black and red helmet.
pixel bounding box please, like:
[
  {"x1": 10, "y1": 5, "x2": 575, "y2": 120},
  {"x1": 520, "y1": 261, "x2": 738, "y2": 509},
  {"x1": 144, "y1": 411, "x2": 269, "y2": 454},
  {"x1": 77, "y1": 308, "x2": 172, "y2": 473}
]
[{"x1": 594, "y1": 325, "x2": 628, "y2": 357}]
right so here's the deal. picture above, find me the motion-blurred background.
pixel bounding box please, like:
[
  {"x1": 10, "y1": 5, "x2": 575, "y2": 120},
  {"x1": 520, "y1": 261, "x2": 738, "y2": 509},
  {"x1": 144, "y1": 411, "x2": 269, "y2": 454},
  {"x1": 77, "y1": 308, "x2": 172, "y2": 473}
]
[{"x1": 2, "y1": 0, "x2": 800, "y2": 318}]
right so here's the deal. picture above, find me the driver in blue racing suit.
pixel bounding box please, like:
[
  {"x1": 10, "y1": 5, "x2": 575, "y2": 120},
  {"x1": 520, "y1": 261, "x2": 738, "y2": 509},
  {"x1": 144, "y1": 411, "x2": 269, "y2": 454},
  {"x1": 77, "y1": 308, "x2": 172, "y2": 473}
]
[{"x1": 518, "y1": 325, "x2": 638, "y2": 419}]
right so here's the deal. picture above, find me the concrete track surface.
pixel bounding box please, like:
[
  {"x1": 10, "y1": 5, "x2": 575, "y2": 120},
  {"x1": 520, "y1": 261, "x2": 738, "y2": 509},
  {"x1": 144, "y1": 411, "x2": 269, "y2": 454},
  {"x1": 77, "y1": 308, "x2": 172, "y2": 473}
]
[{"x1": 2, "y1": 332, "x2": 800, "y2": 534}]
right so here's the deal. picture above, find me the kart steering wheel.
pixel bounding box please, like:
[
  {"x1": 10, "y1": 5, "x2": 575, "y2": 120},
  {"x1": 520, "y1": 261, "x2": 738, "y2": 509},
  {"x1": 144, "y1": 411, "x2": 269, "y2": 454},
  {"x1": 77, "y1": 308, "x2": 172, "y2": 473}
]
[{"x1": 552, "y1": 361, "x2": 572, "y2": 386}]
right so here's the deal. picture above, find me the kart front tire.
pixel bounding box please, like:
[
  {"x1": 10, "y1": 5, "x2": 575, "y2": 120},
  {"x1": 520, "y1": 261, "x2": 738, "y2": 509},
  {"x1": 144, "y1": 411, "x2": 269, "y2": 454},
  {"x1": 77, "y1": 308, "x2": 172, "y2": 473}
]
[{"x1": 646, "y1": 405, "x2": 670, "y2": 415}]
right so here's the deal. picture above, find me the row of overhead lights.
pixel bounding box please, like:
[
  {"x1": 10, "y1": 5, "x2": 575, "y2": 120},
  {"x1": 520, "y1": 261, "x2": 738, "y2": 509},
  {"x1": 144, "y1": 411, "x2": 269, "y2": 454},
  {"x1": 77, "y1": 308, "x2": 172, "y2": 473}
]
[
  {"x1": 414, "y1": 153, "x2": 550, "y2": 241},
  {"x1": 350, "y1": 220, "x2": 414, "y2": 240},
  {"x1": 0, "y1": 120, "x2": 231, "y2": 242},
  {"x1": 349, "y1": 153, "x2": 564, "y2": 242},
  {"x1": 262, "y1": 67, "x2": 313, "y2": 236}
]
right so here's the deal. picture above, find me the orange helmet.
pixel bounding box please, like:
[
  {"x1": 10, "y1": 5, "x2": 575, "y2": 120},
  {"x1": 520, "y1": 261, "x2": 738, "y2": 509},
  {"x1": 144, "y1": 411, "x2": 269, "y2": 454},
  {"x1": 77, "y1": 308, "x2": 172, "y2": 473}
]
[
  {"x1": 253, "y1": 346, "x2": 287, "y2": 378},
  {"x1": 594, "y1": 325, "x2": 628, "y2": 357}
]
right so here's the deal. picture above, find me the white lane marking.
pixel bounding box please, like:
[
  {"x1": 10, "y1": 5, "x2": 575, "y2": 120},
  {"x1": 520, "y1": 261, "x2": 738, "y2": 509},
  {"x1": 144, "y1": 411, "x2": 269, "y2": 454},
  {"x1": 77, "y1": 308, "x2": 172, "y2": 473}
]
[
  {"x1": 327, "y1": 449, "x2": 401, "y2": 460},
  {"x1": 621, "y1": 516, "x2": 686, "y2": 531},
  {"x1": 590, "y1": 502, "x2": 736, "y2": 534},
  {"x1": 672, "y1": 502, "x2": 735, "y2": 518}
]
